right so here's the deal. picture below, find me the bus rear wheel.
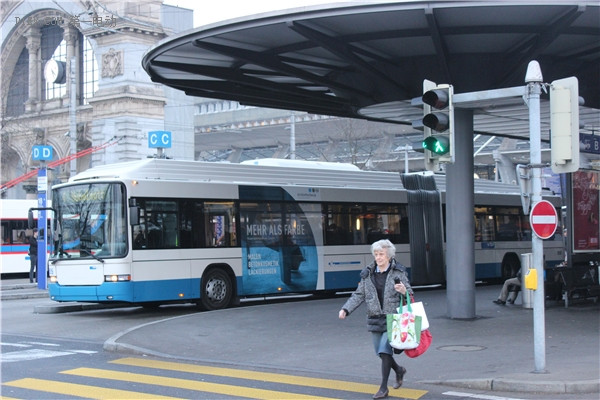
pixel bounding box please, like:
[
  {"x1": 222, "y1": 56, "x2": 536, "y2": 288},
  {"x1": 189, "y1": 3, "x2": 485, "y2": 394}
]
[{"x1": 200, "y1": 268, "x2": 232, "y2": 310}]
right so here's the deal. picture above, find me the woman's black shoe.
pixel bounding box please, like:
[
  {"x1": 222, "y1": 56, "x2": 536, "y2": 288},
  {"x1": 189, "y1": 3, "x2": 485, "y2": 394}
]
[
  {"x1": 373, "y1": 388, "x2": 389, "y2": 399},
  {"x1": 393, "y1": 366, "x2": 406, "y2": 389},
  {"x1": 493, "y1": 299, "x2": 506, "y2": 305}
]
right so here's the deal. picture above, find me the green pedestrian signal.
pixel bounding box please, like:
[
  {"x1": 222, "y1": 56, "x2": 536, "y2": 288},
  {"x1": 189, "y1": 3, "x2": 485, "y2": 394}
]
[
  {"x1": 422, "y1": 136, "x2": 450, "y2": 155},
  {"x1": 420, "y1": 83, "x2": 454, "y2": 166}
]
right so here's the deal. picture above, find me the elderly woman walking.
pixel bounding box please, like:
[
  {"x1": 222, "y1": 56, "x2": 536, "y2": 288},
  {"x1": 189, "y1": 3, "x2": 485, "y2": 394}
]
[{"x1": 338, "y1": 239, "x2": 413, "y2": 399}]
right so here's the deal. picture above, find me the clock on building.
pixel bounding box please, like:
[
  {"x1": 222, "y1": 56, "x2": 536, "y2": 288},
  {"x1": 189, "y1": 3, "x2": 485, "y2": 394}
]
[{"x1": 44, "y1": 59, "x2": 66, "y2": 84}]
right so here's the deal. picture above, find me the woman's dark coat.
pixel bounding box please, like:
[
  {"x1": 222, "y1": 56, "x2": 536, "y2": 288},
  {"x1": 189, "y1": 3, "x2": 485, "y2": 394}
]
[{"x1": 341, "y1": 258, "x2": 413, "y2": 332}]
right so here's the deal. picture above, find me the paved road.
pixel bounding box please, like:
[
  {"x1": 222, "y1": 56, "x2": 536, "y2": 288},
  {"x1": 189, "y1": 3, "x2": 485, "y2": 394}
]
[{"x1": 2, "y1": 280, "x2": 599, "y2": 396}]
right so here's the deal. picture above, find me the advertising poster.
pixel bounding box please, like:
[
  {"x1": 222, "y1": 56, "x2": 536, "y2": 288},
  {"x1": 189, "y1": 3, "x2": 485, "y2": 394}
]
[
  {"x1": 239, "y1": 187, "x2": 319, "y2": 295},
  {"x1": 572, "y1": 171, "x2": 599, "y2": 252}
]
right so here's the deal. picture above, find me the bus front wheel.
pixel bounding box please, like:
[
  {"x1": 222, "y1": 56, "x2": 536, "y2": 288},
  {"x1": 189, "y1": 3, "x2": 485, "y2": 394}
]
[{"x1": 200, "y1": 268, "x2": 232, "y2": 310}]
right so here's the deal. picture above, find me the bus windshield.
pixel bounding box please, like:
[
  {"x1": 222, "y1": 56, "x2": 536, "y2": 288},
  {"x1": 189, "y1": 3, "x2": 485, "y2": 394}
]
[{"x1": 52, "y1": 183, "x2": 127, "y2": 259}]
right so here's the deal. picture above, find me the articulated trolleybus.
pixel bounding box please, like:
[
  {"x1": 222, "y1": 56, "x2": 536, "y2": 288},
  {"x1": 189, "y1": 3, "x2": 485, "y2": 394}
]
[{"x1": 47, "y1": 158, "x2": 564, "y2": 309}]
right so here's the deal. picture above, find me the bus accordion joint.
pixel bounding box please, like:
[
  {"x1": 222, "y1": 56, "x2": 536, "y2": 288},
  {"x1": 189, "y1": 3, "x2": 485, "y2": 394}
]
[{"x1": 105, "y1": 274, "x2": 131, "y2": 282}]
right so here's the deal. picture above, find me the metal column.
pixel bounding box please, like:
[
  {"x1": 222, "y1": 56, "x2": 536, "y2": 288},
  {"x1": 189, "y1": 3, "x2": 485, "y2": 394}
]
[{"x1": 446, "y1": 108, "x2": 475, "y2": 319}]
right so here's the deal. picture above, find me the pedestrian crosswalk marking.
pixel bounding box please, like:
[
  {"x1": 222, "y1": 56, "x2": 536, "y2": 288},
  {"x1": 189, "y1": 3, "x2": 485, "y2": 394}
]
[
  {"x1": 3, "y1": 357, "x2": 429, "y2": 399},
  {"x1": 63, "y1": 367, "x2": 336, "y2": 400},
  {"x1": 111, "y1": 357, "x2": 428, "y2": 399},
  {"x1": 3, "y1": 378, "x2": 178, "y2": 399}
]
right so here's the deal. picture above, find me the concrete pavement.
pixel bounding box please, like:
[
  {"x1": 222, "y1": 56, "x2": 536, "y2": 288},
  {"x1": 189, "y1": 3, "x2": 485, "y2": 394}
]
[{"x1": 3, "y1": 279, "x2": 599, "y2": 396}]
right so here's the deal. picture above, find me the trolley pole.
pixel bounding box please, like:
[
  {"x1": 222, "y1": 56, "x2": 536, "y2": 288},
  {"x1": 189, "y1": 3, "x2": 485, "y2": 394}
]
[{"x1": 525, "y1": 60, "x2": 546, "y2": 373}]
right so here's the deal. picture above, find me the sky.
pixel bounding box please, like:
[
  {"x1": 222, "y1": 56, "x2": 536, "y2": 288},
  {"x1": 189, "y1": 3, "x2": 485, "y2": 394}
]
[{"x1": 162, "y1": 0, "x2": 360, "y2": 28}]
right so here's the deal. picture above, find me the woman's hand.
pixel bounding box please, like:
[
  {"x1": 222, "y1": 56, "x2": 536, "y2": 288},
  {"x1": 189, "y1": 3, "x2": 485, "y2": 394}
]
[
  {"x1": 338, "y1": 309, "x2": 347, "y2": 319},
  {"x1": 394, "y1": 282, "x2": 407, "y2": 295}
]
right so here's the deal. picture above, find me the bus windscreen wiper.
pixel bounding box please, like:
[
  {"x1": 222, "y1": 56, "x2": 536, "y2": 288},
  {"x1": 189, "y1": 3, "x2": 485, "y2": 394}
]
[{"x1": 79, "y1": 248, "x2": 105, "y2": 263}]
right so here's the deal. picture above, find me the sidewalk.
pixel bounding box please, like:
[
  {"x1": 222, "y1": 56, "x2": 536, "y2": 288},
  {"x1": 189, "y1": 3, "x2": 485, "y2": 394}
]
[
  {"x1": 0, "y1": 279, "x2": 48, "y2": 300},
  {"x1": 3, "y1": 279, "x2": 599, "y2": 395}
]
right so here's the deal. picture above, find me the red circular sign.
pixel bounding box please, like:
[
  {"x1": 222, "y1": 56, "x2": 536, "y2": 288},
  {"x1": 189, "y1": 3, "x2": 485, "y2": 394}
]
[{"x1": 530, "y1": 200, "x2": 558, "y2": 239}]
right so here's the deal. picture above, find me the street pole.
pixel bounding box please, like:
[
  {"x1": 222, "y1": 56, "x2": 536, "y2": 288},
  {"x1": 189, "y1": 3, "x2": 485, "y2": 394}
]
[
  {"x1": 69, "y1": 57, "x2": 77, "y2": 178},
  {"x1": 290, "y1": 111, "x2": 296, "y2": 160},
  {"x1": 525, "y1": 60, "x2": 546, "y2": 373},
  {"x1": 37, "y1": 165, "x2": 48, "y2": 289}
]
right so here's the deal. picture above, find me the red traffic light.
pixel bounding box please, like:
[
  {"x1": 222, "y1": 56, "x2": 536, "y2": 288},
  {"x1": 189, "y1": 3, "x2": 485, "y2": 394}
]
[{"x1": 422, "y1": 89, "x2": 449, "y2": 110}]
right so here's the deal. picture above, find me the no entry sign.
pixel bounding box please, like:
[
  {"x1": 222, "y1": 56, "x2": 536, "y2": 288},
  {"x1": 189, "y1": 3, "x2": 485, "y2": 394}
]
[{"x1": 530, "y1": 200, "x2": 558, "y2": 239}]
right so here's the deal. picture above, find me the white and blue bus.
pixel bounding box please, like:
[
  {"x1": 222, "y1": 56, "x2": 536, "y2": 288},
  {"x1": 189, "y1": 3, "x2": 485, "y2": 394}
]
[
  {"x1": 1, "y1": 199, "x2": 51, "y2": 277},
  {"x1": 47, "y1": 158, "x2": 564, "y2": 309}
]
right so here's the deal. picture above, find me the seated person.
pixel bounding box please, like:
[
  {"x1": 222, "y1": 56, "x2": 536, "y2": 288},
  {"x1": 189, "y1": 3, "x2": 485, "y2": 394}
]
[{"x1": 493, "y1": 268, "x2": 521, "y2": 305}]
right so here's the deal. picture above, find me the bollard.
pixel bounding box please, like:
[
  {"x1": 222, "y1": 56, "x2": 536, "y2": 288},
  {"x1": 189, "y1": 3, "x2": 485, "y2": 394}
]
[{"x1": 520, "y1": 253, "x2": 533, "y2": 309}]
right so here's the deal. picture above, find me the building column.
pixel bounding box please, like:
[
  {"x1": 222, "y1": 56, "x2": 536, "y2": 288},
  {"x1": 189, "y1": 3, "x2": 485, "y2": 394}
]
[{"x1": 24, "y1": 27, "x2": 41, "y2": 112}]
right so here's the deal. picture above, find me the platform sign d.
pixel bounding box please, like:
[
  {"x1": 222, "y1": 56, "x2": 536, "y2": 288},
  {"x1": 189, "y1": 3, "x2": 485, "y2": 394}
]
[
  {"x1": 530, "y1": 200, "x2": 558, "y2": 239},
  {"x1": 32, "y1": 145, "x2": 53, "y2": 161}
]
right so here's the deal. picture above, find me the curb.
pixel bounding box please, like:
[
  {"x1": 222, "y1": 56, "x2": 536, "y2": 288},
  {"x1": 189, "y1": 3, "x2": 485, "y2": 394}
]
[
  {"x1": 1, "y1": 292, "x2": 49, "y2": 301},
  {"x1": 421, "y1": 378, "x2": 600, "y2": 394}
]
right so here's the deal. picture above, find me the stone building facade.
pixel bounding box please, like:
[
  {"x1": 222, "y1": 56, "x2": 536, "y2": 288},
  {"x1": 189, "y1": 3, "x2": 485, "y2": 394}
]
[{"x1": 1, "y1": 0, "x2": 195, "y2": 199}]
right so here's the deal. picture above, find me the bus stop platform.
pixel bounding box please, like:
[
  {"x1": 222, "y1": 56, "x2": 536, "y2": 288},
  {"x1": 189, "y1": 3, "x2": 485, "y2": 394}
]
[{"x1": 5, "y1": 280, "x2": 600, "y2": 395}]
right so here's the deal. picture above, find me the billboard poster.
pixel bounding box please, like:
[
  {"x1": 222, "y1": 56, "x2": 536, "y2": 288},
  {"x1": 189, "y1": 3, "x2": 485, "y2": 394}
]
[
  {"x1": 239, "y1": 186, "x2": 319, "y2": 295},
  {"x1": 572, "y1": 171, "x2": 599, "y2": 252}
]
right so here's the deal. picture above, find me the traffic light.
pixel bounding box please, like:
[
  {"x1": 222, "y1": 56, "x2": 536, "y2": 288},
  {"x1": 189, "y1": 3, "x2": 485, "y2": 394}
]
[
  {"x1": 550, "y1": 77, "x2": 580, "y2": 174},
  {"x1": 421, "y1": 83, "x2": 454, "y2": 167}
]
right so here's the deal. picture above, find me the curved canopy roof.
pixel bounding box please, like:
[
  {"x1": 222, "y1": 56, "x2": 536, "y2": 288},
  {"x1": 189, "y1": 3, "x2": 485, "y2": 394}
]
[{"x1": 143, "y1": 1, "x2": 599, "y2": 135}]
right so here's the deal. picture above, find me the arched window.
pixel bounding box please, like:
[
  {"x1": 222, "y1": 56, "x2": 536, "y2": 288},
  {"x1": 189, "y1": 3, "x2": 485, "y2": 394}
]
[
  {"x1": 42, "y1": 26, "x2": 98, "y2": 104},
  {"x1": 43, "y1": 25, "x2": 67, "y2": 100},
  {"x1": 5, "y1": 49, "x2": 28, "y2": 117},
  {"x1": 82, "y1": 38, "x2": 98, "y2": 104}
]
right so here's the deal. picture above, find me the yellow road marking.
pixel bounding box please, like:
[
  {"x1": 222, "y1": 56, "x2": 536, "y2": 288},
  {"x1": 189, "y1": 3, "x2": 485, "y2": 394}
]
[
  {"x1": 63, "y1": 367, "x2": 338, "y2": 400},
  {"x1": 111, "y1": 357, "x2": 428, "y2": 399},
  {"x1": 3, "y1": 378, "x2": 178, "y2": 399}
]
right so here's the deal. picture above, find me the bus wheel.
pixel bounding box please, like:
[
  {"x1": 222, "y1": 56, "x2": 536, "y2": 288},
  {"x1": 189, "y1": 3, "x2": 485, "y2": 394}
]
[{"x1": 201, "y1": 269, "x2": 232, "y2": 310}]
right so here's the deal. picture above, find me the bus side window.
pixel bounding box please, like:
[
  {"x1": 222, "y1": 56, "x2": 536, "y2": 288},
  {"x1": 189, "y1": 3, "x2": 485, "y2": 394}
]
[
  {"x1": 1, "y1": 222, "x2": 9, "y2": 244},
  {"x1": 204, "y1": 202, "x2": 237, "y2": 247},
  {"x1": 14, "y1": 230, "x2": 27, "y2": 243},
  {"x1": 133, "y1": 224, "x2": 146, "y2": 249},
  {"x1": 132, "y1": 201, "x2": 147, "y2": 249}
]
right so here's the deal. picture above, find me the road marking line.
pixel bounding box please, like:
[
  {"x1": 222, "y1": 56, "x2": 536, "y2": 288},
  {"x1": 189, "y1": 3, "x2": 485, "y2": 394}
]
[
  {"x1": 23, "y1": 341, "x2": 61, "y2": 347},
  {"x1": 1, "y1": 349, "x2": 72, "y2": 363},
  {"x1": 443, "y1": 391, "x2": 527, "y2": 400},
  {"x1": 111, "y1": 357, "x2": 428, "y2": 399},
  {"x1": 0, "y1": 342, "x2": 31, "y2": 348},
  {"x1": 3, "y1": 378, "x2": 178, "y2": 399},
  {"x1": 63, "y1": 367, "x2": 339, "y2": 400}
]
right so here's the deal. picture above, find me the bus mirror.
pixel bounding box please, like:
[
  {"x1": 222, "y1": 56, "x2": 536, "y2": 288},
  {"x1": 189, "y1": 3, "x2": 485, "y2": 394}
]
[
  {"x1": 130, "y1": 206, "x2": 140, "y2": 225},
  {"x1": 28, "y1": 209, "x2": 34, "y2": 229}
]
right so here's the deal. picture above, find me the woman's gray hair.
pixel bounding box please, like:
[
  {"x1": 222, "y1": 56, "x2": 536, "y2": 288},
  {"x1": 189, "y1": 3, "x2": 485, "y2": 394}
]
[{"x1": 371, "y1": 239, "x2": 396, "y2": 258}]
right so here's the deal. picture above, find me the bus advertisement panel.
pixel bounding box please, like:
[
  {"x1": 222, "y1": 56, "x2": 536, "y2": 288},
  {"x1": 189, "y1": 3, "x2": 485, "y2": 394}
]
[{"x1": 239, "y1": 191, "x2": 319, "y2": 294}]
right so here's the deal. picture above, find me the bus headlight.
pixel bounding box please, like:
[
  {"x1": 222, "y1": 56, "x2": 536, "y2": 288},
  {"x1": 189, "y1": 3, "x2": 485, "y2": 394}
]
[{"x1": 104, "y1": 274, "x2": 131, "y2": 282}]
